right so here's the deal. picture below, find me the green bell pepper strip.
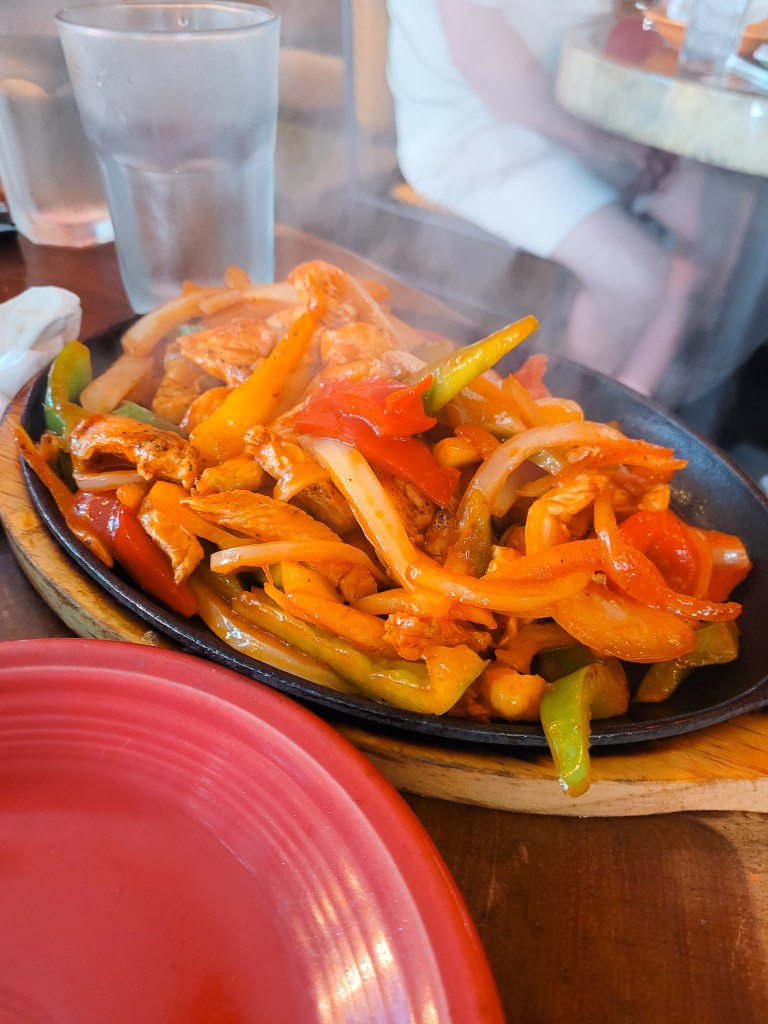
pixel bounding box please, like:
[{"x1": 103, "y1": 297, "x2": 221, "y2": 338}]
[
  {"x1": 406, "y1": 315, "x2": 539, "y2": 415},
  {"x1": 43, "y1": 340, "x2": 92, "y2": 436},
  {"x1": 634, "y1": 620, "x2": 739, "y2": 703},
  {"x1": 232, "y1": 589, "x2": 486, "y2": 714},
  {"x1": 451, "y1": 488, "x2": 494, "y2": 578},
  {"x1": 538, "y1": 643, "x2": 629, "y2": 683},
  {"x1": 539, "y1": 660, "x2": 630, "y2": 798},
  {"x1": 187, "y1": 573, "x2": 353, "y2": 692},
  {"x1": 111, "y1": 401, "x2": 188, "y2": 436}
]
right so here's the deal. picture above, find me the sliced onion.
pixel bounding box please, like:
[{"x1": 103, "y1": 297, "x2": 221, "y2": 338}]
[
  {"x1": 79, "y1": 353, "x2": 154, "y2": 414},
  {"x1": 72, "y1": 468, "x2": 143, "y2": 491}
]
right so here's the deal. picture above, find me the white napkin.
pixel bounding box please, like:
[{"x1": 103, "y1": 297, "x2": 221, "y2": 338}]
[{"x1": 0, "y1": 286, "x2": 82, "y2": 420}]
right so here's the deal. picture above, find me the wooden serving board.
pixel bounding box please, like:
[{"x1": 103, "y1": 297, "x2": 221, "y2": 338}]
[{"x1": 3, "y1": 394, "x2": 768, "y2": 817}]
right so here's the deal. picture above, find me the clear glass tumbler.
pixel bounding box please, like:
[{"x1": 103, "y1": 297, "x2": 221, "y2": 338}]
[
  {"x1": 678, "y1": 0, "x2": 752, "y2": 77},
  {"x1": 56, "y1": 1, "x2": 281, "y2": 312},
  {"x1": 0, "y1": 3, "x2": 113, "y2": 247}
]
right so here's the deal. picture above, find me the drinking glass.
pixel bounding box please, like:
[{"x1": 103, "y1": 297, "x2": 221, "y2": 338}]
[
  {"x1": 0, "y1": 2, "x2": 113, "y2": 247},
  {"x1": 678, "y1": 0, "x2": 752, "y2": 77},
  {"x1": 56, "y1": 1, "x2": 280, "y2": 312}
]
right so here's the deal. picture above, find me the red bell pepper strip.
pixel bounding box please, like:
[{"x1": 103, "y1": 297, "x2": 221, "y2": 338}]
[
  {"x1": 618, "y1": 509, "x2": 711, "y2": 596},
  {"x1": 71, "y1": 491, "x2": 198, "y2": 617},
  {"x1": 291, "y1": 377, "x2": 459, "y2": 506},
  {"x1": 695, "y1": 528, "x2": 752, "y2": 602},
  {"x1": 15, "y1": 425, "x2": 113, "y2": 567},
  {"x1": 301, "y1": 376, "x2": 437, "y2": 437},
  {"x1": 593, "y1": 492, "x2": 741, "y2": 622}
]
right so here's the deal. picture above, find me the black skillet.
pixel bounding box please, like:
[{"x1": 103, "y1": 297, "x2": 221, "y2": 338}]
[{"x1": 19, "y1": 320, "x2": 768, "y2": 749}]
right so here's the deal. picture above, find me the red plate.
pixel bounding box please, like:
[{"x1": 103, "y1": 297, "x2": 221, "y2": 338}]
[{"x1": 0, "y1": 639, "x2": 502, "y2": 1024}]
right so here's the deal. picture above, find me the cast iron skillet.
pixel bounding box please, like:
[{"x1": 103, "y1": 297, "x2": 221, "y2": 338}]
[{"x1": 19, "y1": 320, "x2": 768, "y2": 748}]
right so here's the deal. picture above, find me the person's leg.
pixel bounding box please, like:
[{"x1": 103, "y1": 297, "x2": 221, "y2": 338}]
[{"x1": 552, "y1": 202, "x2": 697, "y2": 393}]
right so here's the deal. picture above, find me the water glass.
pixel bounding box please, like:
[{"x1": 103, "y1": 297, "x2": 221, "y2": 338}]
[
  {"x1": 678, "y1": 0, "x2": 752, "y2": 77},
  {"x1": 0, "y1": 3, "x2": 113, "y2": 248},
  {"x1": 56, "y1": 1, "x2": 281, "y2": 313}
]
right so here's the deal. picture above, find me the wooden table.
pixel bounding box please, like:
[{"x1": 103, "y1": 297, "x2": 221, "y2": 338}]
[{"x1": 2, "y1": 229, "x2": 768, "y2": 1023}]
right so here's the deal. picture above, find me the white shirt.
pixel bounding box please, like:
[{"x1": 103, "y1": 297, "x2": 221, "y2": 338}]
[{"x1": 386, "y1": 0, "x2": 618, "y2": 256}]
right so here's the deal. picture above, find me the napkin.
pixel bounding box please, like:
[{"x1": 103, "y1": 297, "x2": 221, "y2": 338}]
[{"x1": 0, "y1": 286, "x2": 82, "y2": 420}]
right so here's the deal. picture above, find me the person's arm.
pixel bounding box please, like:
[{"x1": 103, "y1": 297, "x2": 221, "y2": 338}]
[{"x1": 437, "y1": 0, "x2": 627, "y2": 160}]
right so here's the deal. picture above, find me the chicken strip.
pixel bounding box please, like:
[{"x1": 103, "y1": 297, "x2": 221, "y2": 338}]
[
  {"x1": 245, "y1": 425, "x2": 357, "y2": 535},
  {"x1": 183, "y1": 490, "x2": 377, "y2": 599},
  {"x1": 383, "y1": 612, "x2": 493, "y2": 662},
  {"x1": 139, "y1": 506, "x2": 204, "y2": 584},
  {"x1": 319, "y1": 322, "x2": 394, "y2": 365},
  {"x1": 69, "y1": 414, "x2": 202, "y2": 490},
  {"x1": 377, "y1": 471, "x2": 455, "y2": 562},
  {"x1": 194, "y1": 454, "x2": 265, "y2": 495},
  {"x1": 152, "y1": 346, "x2": 220, "y2": 424},
  {"x1": 176, "y1": 317, "x2": 278, "y2": 385}
]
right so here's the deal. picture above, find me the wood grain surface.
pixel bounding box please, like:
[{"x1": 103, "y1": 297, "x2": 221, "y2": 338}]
[{"x1": 3, "y1": 386, "x2": 768, "y2": 817}]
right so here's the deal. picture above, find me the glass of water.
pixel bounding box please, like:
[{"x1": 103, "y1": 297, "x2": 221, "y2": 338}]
[
  {"x1": 0, "y1": 3, "x2": 113, "y2": 247},
  {"x1": 56, "y1": 1, "x2": 280, "y2": 312}
]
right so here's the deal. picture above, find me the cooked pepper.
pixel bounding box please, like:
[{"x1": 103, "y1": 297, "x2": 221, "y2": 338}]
[
  {"x1": 634, "y1": 620, "x2": 740, "y2": 703},
  {"x1": 619, "y1": 508, "x2": 711, "y2": 596},
  {"x1": 188, "y1": 572, "x2": 352, "y2": 691},
  {"x1": 43, "y1": 340, "x2": 92, "y2": 436},
  {"x1": 593, "y1": 491, "x2": 741, "y2": 623},
  {"x1": 233, "y1": 589, "x2": 485, "y2": 714},
  {"x1": 191, "y1": 310, "x2": 318, "y2": 464},
  {"x1": 290, "y1": 376, "x2": 460, "y2": 506},
  {"x1": 294, "y1": 375, "x2": 437, "y2": 437},
  {"x1": 450, "y1": 488, "x2": 494, "y2": 577},
  {"x1": 538, "y1": 643, "x2": 627, "y2": 686},
  {"x1": 15, "y1": 424, "x2": 112, "y2": 566},
  {"x1": 71, "y1": 491, "x2": 197, "y2": 617},
  {"x1": 111, "y1": 400, "x2": 187, "y2": 436},
  {"x1": 406, "y1": 315, "x2": 539, "y2": 415},
  {"x1": 539, "y1": 659, "x2": 630, "y2": 797}
]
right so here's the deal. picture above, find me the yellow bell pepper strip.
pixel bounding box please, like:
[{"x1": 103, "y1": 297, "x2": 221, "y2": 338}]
[
  {"x1": 187, "y1": 573, "x2": 353, "y2": 691},
  {"x1": 278, "y1": 561, "x2": 340, "y2": 602},
  {"x1": 593, "y1": 491, "x2": 742, "y2": 623},
  {"x1": 263, "y1": 581, "x2": 393, "y2": 656},
  {"x1": 115, "y1": 480, "x2": 151, "y2": 513},
  {"x1": 406, "y1": 315, "x2": 539, "y2": 415},
  {"x1": 43, "y1": 340, "x2": 92, "y2": 436},
  {"x1": 233, "y1": 589, "x2": 485, "y2": 714},
  {"x1": 71, "y1": 491, "x2": 198, "y2": 617},
  {"x1": 496, "y1": 622, "x2": 575, "y2": 672},
  {"x1": 15, "y1": 424, "x2": 113, "y2": 567},
  {"x1": 634, "y1": 620, "x2": 740, "y2": 703},
  {"x1": 190, "y1": 310, "x2": 318, "y2": 464},
  {"x1": 551, "y1": 581, "x2": 698, "y2": 662},
  {"x1": 540, "y1": 659, "x2": 630, "y2": 797},
  {"x1": 479, "y1": 661, "x2": 550, "y2": 720}
]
